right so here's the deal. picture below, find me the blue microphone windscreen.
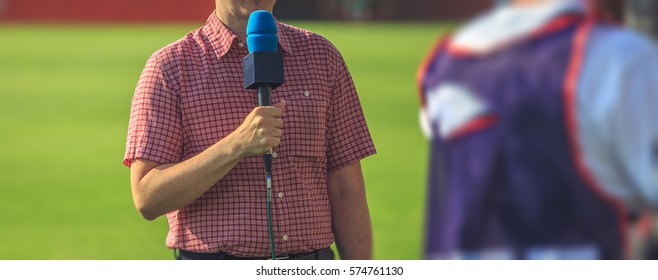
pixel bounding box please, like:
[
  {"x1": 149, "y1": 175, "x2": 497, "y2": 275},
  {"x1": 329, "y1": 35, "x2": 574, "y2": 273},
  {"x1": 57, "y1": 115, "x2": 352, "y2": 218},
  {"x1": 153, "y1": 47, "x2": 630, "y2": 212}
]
[{"x1": 246, "y1": 10, "x2": 278, "y2": 53}]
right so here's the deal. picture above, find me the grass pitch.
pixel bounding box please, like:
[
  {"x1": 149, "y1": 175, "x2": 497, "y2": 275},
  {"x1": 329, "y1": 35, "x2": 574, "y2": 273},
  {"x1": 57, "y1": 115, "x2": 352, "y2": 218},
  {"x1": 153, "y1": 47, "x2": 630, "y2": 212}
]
[{"x1": 0, "y1": 21, "x2": 451, "y2": 259}]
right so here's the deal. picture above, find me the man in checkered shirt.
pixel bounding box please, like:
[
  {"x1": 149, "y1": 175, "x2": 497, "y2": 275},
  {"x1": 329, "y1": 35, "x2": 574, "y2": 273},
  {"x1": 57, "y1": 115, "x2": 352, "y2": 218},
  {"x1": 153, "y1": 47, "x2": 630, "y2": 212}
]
[{"x1": 123, "y1": 0, "x2": 376, "y2": 260}]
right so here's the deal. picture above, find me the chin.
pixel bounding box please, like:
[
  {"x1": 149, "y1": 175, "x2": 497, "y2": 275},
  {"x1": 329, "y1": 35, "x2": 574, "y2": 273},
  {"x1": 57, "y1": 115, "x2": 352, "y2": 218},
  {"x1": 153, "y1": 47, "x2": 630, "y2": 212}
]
[
  {"x1": 240, "y1": 2, "x2": 274, "y2": 17},
  {"x1": 252, "y1": 0, "x2": 275, "y2": 12}
]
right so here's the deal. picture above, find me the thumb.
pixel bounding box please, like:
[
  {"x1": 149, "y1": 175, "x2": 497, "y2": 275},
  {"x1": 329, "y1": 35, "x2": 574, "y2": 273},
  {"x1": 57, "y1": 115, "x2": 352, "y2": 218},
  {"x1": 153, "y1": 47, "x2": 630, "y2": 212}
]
[{"x1": 276, "y1": 99, "x2": 286, "y2": 111}]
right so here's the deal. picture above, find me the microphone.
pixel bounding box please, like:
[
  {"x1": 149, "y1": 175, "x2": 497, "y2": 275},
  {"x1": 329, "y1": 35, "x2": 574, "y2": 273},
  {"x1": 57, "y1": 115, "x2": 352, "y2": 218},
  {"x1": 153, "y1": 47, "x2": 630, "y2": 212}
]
[
  {"x1": 246, "y1": 10, "x2": 278, "y2": 54},
  {"x1": 243, "y1": 10, "x2": 285, "y2": 176},
  {"x1": 243, "y1": 10, "x2": 284, "y2": 260}
]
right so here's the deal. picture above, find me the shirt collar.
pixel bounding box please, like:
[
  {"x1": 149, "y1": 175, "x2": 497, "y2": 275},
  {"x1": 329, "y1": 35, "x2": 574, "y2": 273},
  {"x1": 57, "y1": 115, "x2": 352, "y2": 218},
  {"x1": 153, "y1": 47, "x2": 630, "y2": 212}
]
[{"x1": 204, "y1": 11, "x2": 293, "y2": 58}]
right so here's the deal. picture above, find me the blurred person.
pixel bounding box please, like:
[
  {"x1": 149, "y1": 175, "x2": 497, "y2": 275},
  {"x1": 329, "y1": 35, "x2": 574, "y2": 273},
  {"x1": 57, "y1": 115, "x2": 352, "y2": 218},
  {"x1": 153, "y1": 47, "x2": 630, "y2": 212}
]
[
  {"x1": 418, "y1": 0, "x2": 658, "y2": 259},
  {"x1": 124, "y1": 0, "x2": 376, "y2": 260}
]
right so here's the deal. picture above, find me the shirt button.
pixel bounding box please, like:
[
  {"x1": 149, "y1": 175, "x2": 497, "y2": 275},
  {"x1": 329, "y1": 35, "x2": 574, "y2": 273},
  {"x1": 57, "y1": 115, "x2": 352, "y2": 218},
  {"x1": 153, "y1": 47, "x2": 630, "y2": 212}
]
[
  {"x1": 304, "y1": 91, "x2": 310, "y2": 97},
  {"x1": 278, "y1": 192, "x2": 284, "y2": 198},
  {"x1": 282, "y1": 234, "x2": 289, "y2": 241},
  {"x1": 238, "y1": 42, "x2": 245, "y2": 48},
  {"x1": 272, "y1": 151, "x2": 278, "y2": 158}
]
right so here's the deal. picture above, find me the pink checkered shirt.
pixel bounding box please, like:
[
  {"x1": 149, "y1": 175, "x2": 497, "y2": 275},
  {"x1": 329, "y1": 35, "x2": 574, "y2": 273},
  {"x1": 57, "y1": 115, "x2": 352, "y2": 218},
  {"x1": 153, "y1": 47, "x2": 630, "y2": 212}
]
[{"x1": 124, "y1": 13, "x2": 376, "y2": 257}]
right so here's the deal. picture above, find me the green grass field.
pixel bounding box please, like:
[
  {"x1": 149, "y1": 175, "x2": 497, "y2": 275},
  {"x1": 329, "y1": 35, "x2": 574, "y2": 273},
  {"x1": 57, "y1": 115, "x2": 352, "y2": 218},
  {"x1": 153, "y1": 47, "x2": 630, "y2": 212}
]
[{"x1": 0, "y1": 22, "x2": 451, "y2": 259}]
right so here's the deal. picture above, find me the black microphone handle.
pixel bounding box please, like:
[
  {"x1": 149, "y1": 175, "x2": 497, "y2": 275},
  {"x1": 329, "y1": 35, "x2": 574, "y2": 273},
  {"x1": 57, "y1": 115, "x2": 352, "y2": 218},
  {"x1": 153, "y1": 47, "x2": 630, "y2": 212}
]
[
  {"x1": 258, "y1": 84, "x2": 273, "y2": 175},
  {"x1": 258, "y1": 84, "x2": 272, "y2": 107}
]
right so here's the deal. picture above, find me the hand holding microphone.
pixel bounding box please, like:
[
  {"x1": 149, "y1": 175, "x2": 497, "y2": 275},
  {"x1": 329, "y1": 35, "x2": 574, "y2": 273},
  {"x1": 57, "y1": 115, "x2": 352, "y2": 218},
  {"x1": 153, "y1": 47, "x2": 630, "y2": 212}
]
[{"x1": 233, "y1": 99, "x2": 286, "y2": 158}]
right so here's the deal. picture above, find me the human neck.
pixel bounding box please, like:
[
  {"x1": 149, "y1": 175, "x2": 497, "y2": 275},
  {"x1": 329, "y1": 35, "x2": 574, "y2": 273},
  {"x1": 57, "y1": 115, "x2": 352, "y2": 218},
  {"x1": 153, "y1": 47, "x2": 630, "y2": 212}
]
[
  {"x1": 214, "y1": 5, "x2": 274, "y2": 42},
  {"x1": 215, "y1": 9, "x2": 249, "y2": 41}
]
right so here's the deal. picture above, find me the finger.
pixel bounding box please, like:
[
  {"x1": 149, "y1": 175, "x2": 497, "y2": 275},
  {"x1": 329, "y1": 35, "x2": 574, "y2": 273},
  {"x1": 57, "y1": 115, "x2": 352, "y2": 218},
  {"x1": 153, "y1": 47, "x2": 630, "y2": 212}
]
[
  {"x1": 260, "y1": 114, "x2": 283, "y2": 127},
  {"x1": 262, "y1": 107, "x2": 283, "y2": 118},
  {"x1": 271, "y1": 118, "x2": 283, "y2": 129},
  {"x1": 262, "y1": 137, "x2": 280, "y2": 149},
  {"x1": 271, "y1": 138, "x2": 281, "y2": 148},
  {"x1": 261, "y1": 127, "x2": 283, "y2": 138},
  {"x1": 276, "y1": 99, "x2": 286, "y2": 111},
  {"x1": 253, "y1": 106, "x2": 282, "y2": 118}
]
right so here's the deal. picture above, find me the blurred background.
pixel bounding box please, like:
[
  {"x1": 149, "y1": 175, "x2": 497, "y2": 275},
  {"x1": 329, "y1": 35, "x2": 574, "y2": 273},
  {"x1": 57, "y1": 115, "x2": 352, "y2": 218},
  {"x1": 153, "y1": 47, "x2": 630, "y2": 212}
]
[{"x1": 0, "y1": 0, "x2": 654, "y2": 260}]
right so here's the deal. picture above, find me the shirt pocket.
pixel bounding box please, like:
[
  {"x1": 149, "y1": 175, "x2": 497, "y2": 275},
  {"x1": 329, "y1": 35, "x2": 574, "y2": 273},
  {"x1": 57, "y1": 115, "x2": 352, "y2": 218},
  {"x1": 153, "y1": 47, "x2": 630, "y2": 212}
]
[{"x1": 281, "y1": 96, "x2": 329, "y2": 190}]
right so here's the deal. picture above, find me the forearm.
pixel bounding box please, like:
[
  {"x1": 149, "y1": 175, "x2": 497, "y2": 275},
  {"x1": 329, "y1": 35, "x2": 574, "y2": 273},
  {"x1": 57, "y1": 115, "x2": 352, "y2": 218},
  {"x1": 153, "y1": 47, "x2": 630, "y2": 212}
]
[
  {"x1": 330, "y1": 190, "x2": 373, "y2": 260},
  {"x1": 132, "y1": 135, "x2": 244, "y2": 220},
  {"x1": 328, "y1": 163, "x2": 373, "y2": 260},
  {"x1": 130, "y1": 102, "x2": 285, "y2": 220}
]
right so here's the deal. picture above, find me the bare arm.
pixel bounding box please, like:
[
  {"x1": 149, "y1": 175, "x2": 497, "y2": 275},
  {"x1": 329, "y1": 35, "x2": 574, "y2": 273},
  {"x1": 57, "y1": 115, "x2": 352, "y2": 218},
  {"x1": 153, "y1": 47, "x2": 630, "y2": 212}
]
[
  {"x1": 328, "y1": 161, "x2": 373, "y2": 260},
  {"x1": 130, "y1": 100, "x2": 286, "y2": 220}
]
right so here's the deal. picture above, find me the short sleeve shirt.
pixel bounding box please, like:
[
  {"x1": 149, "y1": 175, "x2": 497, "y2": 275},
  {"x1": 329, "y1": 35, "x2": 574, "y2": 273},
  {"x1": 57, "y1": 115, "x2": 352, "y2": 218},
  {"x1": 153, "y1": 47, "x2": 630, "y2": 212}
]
[{"x1": 124, "y1": 13, "x2": 376, "y2": 257}]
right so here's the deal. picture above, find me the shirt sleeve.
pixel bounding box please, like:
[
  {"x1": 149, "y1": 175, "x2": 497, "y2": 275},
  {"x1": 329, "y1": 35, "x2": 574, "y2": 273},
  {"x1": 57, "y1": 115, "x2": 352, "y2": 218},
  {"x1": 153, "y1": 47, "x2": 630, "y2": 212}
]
[
  {"x1": 325, "y1": 52, "x2": 377, "y2": 173},
  {"x1": 578, "y1": 28, "x2": 658, "y2": 209},
  {"x1": 606, "y1": 47, "x2": 658, "y2": 208},
  {"x1": 123, "y1": 55, "x2": 183, "y2": 167}
]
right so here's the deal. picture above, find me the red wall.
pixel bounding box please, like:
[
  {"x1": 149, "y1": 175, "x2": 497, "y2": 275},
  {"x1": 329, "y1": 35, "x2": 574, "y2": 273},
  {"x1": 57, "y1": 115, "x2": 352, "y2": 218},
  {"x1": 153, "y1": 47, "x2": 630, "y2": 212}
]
[
  {"x1": 1, "y1": 0, "x2": 214, "y2": 22},
  {"x1": 275, "y1": 0, "x2": 490, "y2": 21},
  {"x1": 0, "y1": 0, "x2": 490, "y2": 22}
]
